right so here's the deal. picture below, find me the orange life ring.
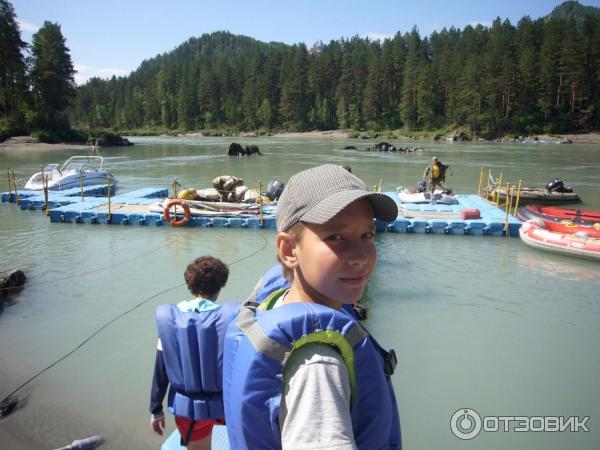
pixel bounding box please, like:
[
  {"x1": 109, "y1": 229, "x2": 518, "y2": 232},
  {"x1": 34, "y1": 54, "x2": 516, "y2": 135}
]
[{"x1": 163, "y1": 199, "x2": 191, "y2": 226}]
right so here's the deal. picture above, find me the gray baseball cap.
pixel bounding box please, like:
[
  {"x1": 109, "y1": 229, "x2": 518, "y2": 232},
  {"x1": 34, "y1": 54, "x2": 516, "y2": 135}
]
[{"x1": 276, "y1": 164, "x2": 398, "y2": 232}]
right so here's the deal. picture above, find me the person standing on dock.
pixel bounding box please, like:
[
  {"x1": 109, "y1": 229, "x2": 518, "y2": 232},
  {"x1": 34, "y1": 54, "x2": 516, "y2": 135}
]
[
  {"x1": 423, "y1": 156, "x2": 450, "y2": 192},
  {"x1": 150, "y1": 256, "x2": 232, "y2": 450}
]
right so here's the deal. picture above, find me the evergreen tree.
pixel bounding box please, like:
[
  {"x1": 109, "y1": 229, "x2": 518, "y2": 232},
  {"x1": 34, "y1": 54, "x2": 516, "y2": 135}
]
[
  {"x1": 362, "y1": 50, "x2": 382, "y2": 128},
  {"x1": 560, "y1": 19, "x2": 585, "y2": 116},
  {"x1": 515, "y1": 17, "x2": 543, "y2": 131},
  {"x1": 539, "y1": 19, "x2": 565, "y2": 127},
  {"x1": 0, "y1": 0, "x2": 27, "y2": 126},
  {"x1": 29, "y1": 21, "x2": 76, "y2": 129},
  {"x1": 257, "y1": 98, "x2": 272, "y2": 128},
  {"x1": 400, "y1": 27, "x2": 423, "y2": 130}
]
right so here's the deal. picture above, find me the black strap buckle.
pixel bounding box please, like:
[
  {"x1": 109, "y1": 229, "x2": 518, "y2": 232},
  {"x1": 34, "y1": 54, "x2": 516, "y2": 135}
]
[
  {"x1": 352, "y1": 303, "x2": 368, "y2": 321},
  {"x1": 384, "y1": 349, "x2": 397, "y2": 377}
]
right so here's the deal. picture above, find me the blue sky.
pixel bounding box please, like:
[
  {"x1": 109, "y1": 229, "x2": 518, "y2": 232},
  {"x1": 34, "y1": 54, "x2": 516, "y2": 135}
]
[{"x1": 12, "y1": 0, "x2": 600, "y2": 85}]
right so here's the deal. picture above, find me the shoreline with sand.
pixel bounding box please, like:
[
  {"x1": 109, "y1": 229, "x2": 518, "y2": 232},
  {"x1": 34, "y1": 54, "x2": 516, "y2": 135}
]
[{"x1": 2, "y1": 131, "x2": 600, "y2": 151}]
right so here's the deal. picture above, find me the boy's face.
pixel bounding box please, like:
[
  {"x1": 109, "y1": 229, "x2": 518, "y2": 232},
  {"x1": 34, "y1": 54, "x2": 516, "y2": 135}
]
[{"x1": 288, "y1": 199, "x2": 377, "y2": 308}]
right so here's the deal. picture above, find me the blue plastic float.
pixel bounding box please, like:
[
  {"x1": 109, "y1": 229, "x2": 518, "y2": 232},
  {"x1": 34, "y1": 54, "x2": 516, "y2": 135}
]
[{"x1": 1, "y1": 188, "x2": 521, "y2": 237}]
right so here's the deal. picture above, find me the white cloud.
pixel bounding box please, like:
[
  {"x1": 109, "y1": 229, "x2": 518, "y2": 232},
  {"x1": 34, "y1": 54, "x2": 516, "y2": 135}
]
[
  {"x1": 468, "y1": 20, "x2": 493, "y2": 28},
  {"x1": 361, "y1": 32, "x2": 394, "y2": 42},
  {"x1": 18, "y1": 21, "x2": 39, "y2": 33},
  {"x1": 74, "y1": 64, "x2": 131, "y2": 85}
]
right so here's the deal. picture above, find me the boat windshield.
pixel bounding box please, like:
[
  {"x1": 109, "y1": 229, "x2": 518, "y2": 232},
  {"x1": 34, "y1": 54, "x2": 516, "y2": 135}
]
[
  {"x1": 41, "y1": 164, "x2": 59, "y2": 173},
  {"x1": 61, "y1": 156, "x2": 103, "y2": 172}
]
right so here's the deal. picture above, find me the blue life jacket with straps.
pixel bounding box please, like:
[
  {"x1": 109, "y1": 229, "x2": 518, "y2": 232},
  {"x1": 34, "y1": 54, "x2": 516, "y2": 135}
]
[
  {"x1": 223, "y1": 294, "x2": 402, "y2": 450},
  {"x1": 252, "y1": 264, "x2": 291, "y2": 303},
  {"x1": 155, "y1": 301, "x2": 240, "y2": 420}
]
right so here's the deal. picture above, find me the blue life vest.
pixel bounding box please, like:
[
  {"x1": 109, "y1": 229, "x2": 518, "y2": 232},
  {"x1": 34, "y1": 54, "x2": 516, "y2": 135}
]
[
  {"x1": 155, "y1": 301, "x2": 240, "y2": 420},
  {"x1": 252, "y1": 264, "x2": 291, "y2": 303},
  {"x1": 223, "y1": 300, "x2": 402, "y2": 450}
]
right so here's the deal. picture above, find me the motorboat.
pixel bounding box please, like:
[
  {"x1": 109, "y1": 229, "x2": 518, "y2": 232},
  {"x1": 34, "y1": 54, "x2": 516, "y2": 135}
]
[
  {"x1": 496, "y1": 186, "x2": 580, "y2": 204},
  {"x1": 517, "y1": 204, "x2": 600, "y2": 226},
  {"x1": 519, "y1": 219, "x2": 600, "y2": 261},
  {"x1": 24, "y1": 156, "x2": 118, "y2": 191},
  {"x1": 495, "y1": 178, "x2": 580, "y2": 204}
]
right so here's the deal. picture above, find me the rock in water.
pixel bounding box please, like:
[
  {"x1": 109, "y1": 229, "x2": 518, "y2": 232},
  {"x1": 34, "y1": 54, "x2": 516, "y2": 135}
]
[{"x1": 0, "y1": 269, "x2": 26, "y2": 291}]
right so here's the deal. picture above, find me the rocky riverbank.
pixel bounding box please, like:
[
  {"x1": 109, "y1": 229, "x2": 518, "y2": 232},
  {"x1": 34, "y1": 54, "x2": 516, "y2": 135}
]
[
  {"x1": 237, "y1": 129, "x2": 600, "y2": 144},
  {"x1": 0, "y1": 133, "x2": 133, "y2": 151},
  {"x1": 0, "y1": 136, "x2": 89, "y2": 151}
]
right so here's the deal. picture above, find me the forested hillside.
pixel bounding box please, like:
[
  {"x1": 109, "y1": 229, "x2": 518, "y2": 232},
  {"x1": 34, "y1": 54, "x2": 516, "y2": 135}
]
[{"x1": 72, "y1": 3, "x2": 600, "y2": 137}]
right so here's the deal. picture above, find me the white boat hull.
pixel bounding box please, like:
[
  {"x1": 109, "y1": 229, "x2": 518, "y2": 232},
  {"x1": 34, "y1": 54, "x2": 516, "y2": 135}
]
[
  {"x1": 24, "y1": 172, "x2": 117, "y2": 191},
  {"x1": 23, "y1": 156, "x2": 118, "y2": 191}
]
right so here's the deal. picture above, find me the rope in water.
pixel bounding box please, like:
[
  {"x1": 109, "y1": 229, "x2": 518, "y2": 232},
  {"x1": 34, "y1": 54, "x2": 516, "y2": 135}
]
[
  {"x1": 0, "y1": 243, "x2": 171, "y2": 292},
  {"x1": 0, "y1": 230, "x2": 269, "y2": 410}
]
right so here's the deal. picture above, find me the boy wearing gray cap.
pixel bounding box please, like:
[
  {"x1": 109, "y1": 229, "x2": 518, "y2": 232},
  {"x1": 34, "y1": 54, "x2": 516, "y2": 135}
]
[{"x1": 223, "y1": 164, "x2": 402, "y2": 449}]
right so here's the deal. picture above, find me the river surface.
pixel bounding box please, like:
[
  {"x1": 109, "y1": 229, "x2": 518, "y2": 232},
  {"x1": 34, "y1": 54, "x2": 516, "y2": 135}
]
[{"x1": 1, "y1": 136, "x2": 599, "y2": 450}]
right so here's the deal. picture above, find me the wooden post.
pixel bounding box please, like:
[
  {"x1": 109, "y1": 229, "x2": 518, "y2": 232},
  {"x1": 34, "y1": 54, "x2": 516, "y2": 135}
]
[
  {"x1": 258, "y1": 180, "x2": 264, "y2": 225},
  {"x1": 484, "y1": 169, "x2": 492, "y2": 201},
  {"x1": 513, "y1": 180, "x2": 523, "y2": 216},
  {"x1": 43, "y1": 174, "x2": 49, "y2": 215},
  {"x1": 6, "y1": 166, "x2": 12, "y2": 198},
  {"x1": 11, "y1": 169, "x2": 19, "y2": 205},
  {"x1": 495, "y1": 173, "x2": 503, "y2": 205},
  {"x1": 107, "y1": 176, "x2": 112, "y2": 222},
  {"x1": 172, "y1": 179, "x2": 179, "y2": 199},
  {"x1": 477, "y1": 167, "x2": 484, "y2": 197},
  {"x1": 80, "y1": 169, "x2": 84, "y2": 201},
  {"x1": 503, "y1": 182, "x2": 511, "y2": 236}
]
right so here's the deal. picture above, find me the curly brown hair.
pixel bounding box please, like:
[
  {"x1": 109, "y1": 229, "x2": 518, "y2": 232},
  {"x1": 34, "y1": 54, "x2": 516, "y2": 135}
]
[{"x1": 184, "y1": 256, "x2": 229, "y2": 298}]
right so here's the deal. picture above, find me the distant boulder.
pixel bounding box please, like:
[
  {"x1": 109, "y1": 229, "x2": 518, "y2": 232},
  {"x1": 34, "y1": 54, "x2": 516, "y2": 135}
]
[
  {"x1": 228, "y1": 142, "x2": 262, "y2": 156},
  {"x1": 245, "y1": 144, "x2": 262, "y2": 156},
  {"x1": 90, "y1": 133, "x2": 133, "y2": 147},
  {"x1": 371, "y1": 142, "x2": 398, "y2": 152},
  {"x1": 228, "y1": 142, "x2": 245, "y2": 156}
]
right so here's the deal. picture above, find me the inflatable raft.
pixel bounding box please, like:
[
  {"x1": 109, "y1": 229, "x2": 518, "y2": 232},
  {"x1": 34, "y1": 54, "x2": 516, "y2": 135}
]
[
  {"x1": 542, "y1": 220, "x2": 600, "y2": 239},
  {"x1": 517, "y1": 205, "x2": 600, "y2": 226},
  {"x1": 519, "y1": 220, "x2": 600, "y2": 261}
]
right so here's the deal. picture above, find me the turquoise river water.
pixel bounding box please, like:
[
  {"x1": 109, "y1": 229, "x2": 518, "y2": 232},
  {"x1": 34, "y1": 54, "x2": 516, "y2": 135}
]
[{"x1": 1, "y1": 136, "x2": 599, "y2": 450}]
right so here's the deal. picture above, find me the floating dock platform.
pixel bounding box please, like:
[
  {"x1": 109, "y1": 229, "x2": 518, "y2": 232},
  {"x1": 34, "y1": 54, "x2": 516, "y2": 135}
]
[
  {"x1": 1, "y1": 184, "x2": 115, "y2": 210},
  {"x1": 1, "y1": 188, "x2": 521, "y2": 236}
]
